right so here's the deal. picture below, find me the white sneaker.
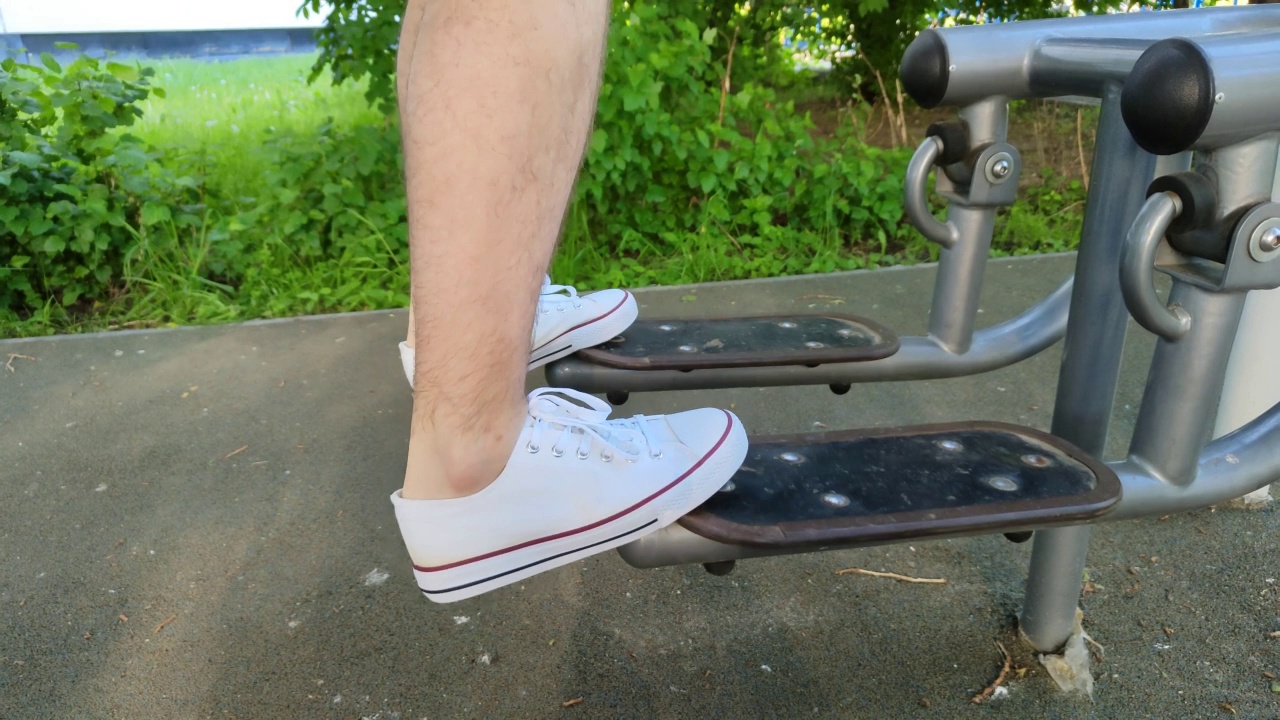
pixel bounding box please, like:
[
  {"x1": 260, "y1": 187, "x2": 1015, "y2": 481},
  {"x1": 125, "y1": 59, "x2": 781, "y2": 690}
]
[
  {"x1": 399, "y1": 277, "x2": 638, "y2": 387},
  {"x1": 391, "y1": 388, "x2": 749, "y2": 603}
]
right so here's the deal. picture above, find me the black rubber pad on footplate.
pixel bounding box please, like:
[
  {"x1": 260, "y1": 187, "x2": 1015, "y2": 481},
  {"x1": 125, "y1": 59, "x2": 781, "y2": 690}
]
[
  {"x1": 574, "y1": 314, "x2": 899, "y2": 370},
  {"x1": 679, "y1": 422, "x2": 1121, "y2": 548}
]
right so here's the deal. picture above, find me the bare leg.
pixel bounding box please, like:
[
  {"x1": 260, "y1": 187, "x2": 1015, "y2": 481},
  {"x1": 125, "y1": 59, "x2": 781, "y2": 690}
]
[
  {"x1": 397, "y1": 0, "x2": 426, "y2": 352},
  {"x1": 399, "y1": 0, "x2": 609, "y2": 499}
]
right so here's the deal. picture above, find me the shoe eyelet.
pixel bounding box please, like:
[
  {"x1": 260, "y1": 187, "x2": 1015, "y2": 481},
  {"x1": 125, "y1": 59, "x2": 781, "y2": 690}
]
[
  {"x1": 526, "y1": 442, "x2": 540, "y2": 454},
  {"x1": 650, "y1": 450, "x2": 663, "y2": 460},
  {"x1": 576, "y1": 450, "x2": 590, "y2": 460},
  {"x1": 556, "y1": 306, "x2": 566, "y2": 312},
  {"x1": 551, "y1": 446, "x2": 565, "y2": 458},
  {"x1": 602, "y1": 452, "x2": 613, "y2": 462}
]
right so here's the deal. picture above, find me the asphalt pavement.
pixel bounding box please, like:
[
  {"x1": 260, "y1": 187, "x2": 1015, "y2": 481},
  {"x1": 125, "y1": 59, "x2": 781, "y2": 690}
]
[{"x1": 3, "y1": 254, "x2": 1278, "y2": 719}]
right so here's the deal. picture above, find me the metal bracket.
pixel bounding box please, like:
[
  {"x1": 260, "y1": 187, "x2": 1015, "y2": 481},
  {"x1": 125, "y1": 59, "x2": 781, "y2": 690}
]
[{"x1": 1156, "y1": 201, "x2": 1280, "y2": 293}]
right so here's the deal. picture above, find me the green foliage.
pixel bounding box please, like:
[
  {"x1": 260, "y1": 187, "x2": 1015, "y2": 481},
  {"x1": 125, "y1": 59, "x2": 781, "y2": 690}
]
[
  {"x1": 0, "y1": 48, "x2": 197, "y2": 316},
  {"x1": 300, "y1": 0, "x2": 405, "y2": 114},
  {"x1": 204, "y1": 121, "x2": 406, "y2": 280},
  {"x1": 992, "y1": 168, "x2": 1087, "y2": 257},
  {"x1": 2, "y1": 0, "x2": 1110, "y2": 337}
]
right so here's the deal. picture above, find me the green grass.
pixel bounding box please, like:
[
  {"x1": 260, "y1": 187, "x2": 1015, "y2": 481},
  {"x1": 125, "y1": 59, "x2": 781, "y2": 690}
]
[
  {"x1": 1, "y1": 52, "x2": 1085, "y2": 339},
  {"x1": 133, "y1": 53, "x2": 383, "y2": 191}
]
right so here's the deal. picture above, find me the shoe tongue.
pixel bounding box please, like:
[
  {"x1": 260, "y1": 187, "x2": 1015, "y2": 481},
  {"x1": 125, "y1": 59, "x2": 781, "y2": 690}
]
[{"x1": 530, "y1": 391, "x2": 608, "y2": 425}]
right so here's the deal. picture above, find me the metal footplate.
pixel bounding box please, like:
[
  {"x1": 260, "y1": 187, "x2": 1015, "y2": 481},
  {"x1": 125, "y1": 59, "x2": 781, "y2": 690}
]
[
  {"x1": 679, "y1": 422, "x2": 1121, "y2": 548},
  {"x1": 575, "y1": 314, "x2": 899, "y2": 371}
]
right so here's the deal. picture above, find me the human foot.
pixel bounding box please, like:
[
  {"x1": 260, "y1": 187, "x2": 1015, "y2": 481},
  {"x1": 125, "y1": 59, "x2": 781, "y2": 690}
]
[{"x1": 391, "y1": 388, "x2": 748, "y2": 603}]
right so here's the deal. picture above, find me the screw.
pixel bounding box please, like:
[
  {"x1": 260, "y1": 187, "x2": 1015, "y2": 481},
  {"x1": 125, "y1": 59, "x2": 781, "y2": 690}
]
[
  {"x1": 1021, "y1": 454, "x2": 1051, "y2": 468},
  {"x1": 677, "y1": 345, "x2": 698, "y2": 353},
  {"x1": 936, "y1": 439, "x2": 963, "y2": 452},
  {"x1": 985, "y1": 152, "x2": 1015, "y2": 184},
  {"x1": 804, "y1": 341, "x2": 825, "y2": 349},
  {"x1": 1261, "y1": 226, "x2": 1280, "y2": 252},
  {"x1": 820, "y1": 492, "x2": 851, "y2": 508},
  {"x1": 984, "y1": 475, "x2": 1020, "y2": 492},
  {"x1": 778, "y1": 321, "x2": 798, "y2": 329},
  {"x1": 780, "y1": 452, "x2": 803, "y2": 464}
]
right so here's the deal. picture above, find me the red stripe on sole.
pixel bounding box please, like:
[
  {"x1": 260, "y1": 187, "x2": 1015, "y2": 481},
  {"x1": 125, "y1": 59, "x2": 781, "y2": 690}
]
[{"x1": 413, "y1": 410, "x2": 734, "y2": 573}]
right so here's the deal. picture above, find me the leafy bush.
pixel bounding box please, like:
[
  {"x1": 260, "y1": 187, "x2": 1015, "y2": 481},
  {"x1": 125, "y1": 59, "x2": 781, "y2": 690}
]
[
  {"x1": 570, "y1": 4, "x2": 912, "y2": 272},
  {"x1": 297, "y1": 1, "x2": 912, "y2": 279},
  {"x1": 0, "y1": 48, "x2": 197, "y2": 315},
  {"x1": 204, "y1": 121, "x2": 406, "y2": 280}
]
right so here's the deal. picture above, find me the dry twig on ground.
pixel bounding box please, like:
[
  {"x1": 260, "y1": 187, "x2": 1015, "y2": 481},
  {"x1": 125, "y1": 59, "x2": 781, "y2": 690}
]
[
  {"x1": 971, "y1": 642, "x2": 1013, "y2": 704},
  {"x1": 834, "y1": 568, "x2": 947, "y2": 584},
  {"x1": 5, "y1": 353, "x2": 35, "y2": 373}
]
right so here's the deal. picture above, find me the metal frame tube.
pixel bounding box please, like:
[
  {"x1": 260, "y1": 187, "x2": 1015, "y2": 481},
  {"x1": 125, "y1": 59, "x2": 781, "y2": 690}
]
[
  {"x1": 928, "y1": 206, "x2": 997, "y2": 353},
  {"x1": 1127, "y1": 286, "x2": 1248, "y2": 487},
  {"x1": 1111, "y1": 396, "x2": 1280, "y2": 521},
  {"x1": 1019, "y1": 83, "x2": 1157, "y2": 653},
  {"x1": 1026, "y1": 37, "x2": 1155, "y2": 99},
  {"x1": 545, "y1": 279, "x2": 1072, "y2": 393},
  {"x1": 924, "y1": 98, "x2": 1010, "y2": 354},
  {"x1": 900, "y1": 6, "x2": 1280, "y2": 109},
  {"x1": 1214, "y1": 144, "x2": 1280, "y2": 504}
]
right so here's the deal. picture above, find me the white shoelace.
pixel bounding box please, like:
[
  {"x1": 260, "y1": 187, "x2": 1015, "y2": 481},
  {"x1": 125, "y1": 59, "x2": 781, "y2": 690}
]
[
  {"x1": 525, "y1": 388, "x2": 661, "y2": 462},
  {"x1": 538, "y1": 282, "x2": 584, "y2": 314}
]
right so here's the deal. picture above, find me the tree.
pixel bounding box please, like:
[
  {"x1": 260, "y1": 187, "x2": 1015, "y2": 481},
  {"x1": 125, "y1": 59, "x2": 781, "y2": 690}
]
[{"x1": 298, "y1": 0, "x2": 1174, "y2": 113}]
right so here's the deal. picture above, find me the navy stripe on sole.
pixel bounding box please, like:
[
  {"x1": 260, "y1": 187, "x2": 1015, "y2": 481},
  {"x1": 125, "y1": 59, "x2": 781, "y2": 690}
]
[
  {"x1": 529, "y1": 344, "x2": 572, "y2": 366},
  {"x1": 420, "y1": 519, "x2": 657, "y2": 596}
]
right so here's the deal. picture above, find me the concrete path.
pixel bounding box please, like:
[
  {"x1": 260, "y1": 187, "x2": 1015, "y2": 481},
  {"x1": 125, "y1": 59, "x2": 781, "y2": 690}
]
[{"x1": 3, "y1": 255, "x2": 1278, "y2": 719}]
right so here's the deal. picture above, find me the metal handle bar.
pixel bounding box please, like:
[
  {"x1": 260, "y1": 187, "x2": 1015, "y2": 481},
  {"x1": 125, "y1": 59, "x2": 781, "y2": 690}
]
[
  {"x1": 904, "y1": 136, "x2": 960, "y2": 248},
  {"x1": 1119, "y1": 192, "x2": 1192, "y2": 341}
]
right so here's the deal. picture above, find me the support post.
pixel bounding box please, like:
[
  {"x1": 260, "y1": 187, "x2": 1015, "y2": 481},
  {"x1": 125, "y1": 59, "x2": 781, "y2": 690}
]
[
  {"x1": 1019, "y1": 83, "x2": 1157, "y2": 653},
  {"x1": 1214, "y1": 144, "x2": 1280, "y2": 504}
]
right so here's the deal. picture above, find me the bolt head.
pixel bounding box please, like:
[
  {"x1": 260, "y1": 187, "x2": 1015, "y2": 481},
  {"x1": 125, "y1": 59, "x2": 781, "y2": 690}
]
[
  {"x1": 991, "y1": 159, "x2": 1011, "y2": 178},
  {"x1": 1261, "y1": 227, "x2": 1280, "y2": 252}
]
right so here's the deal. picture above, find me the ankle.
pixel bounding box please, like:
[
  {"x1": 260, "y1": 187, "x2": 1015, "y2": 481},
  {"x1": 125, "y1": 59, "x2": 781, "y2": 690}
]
[{"x1": 402, "y1": 406, "x2": 526, "y2": 500}]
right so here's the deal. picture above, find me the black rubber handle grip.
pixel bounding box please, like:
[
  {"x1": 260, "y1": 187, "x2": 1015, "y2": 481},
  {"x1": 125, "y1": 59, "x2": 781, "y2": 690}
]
[
  {"x1": 1121, "y1": 38, "x2": 1215, "y2": 156},
  {"x1": 900, "y1": 30, "x2": 950, "y2": 110}
]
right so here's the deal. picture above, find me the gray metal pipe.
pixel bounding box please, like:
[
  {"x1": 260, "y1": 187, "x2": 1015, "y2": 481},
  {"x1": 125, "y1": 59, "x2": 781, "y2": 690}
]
[
  {"x1": 1127, "y1": 285, "x2": 1248, "y2": 487},
  {"x1": 1026, "y1": 37, "x2": 1154, "y2": 99},
  {"x1": 900, "y1": 6, "x2": 1280, "y2": 109},
  {"x1": 1019, "y1": 83, "x2": 1156, "y2": 654},
  {"x1": 1110, "y1": 396, "x2": 1280, "y2": 521},
  {"x1": 927, "y1": 205, "x2": 997, "y2": 354},
  {"x1": 545, "y1": 278, "x2": 1072, "y2": 394}
]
